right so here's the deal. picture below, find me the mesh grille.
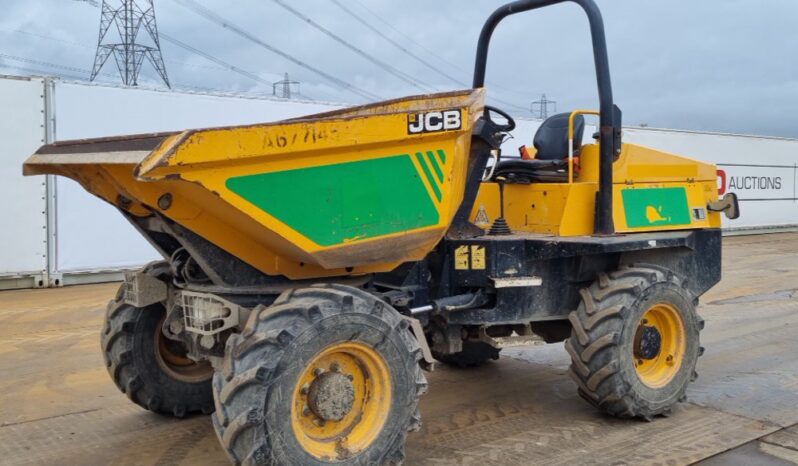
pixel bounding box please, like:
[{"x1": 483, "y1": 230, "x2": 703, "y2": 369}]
[{"x1": 181, "y1": 292, "x2": 234, "y2": 336}]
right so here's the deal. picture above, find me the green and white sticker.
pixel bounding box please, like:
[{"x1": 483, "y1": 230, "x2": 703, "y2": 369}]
[{"x1": 622, "y1": 187, "x2": 692, "y2": 228}]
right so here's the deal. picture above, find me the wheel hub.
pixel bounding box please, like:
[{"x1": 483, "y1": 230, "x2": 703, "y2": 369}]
[
  {"x1": 307, "y1": 371, "x2": 355, "y2": 422},
  {"x1": 634, "y1": 325, "x2": 662, "y2": 360},
  {"x1": 633, "y1": 304, "x2": 687, "y2": 389},
  {"x1": 154, "y1": 317, "x2": 213, "y2": 383},
  {"x1": 291, "y1": 342, "x2": 392, "y2": 460}
]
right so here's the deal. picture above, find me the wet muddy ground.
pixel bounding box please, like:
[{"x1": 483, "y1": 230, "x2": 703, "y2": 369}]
[{"x1": 1, "y1": 233, "x2": 798, "y2": 465}]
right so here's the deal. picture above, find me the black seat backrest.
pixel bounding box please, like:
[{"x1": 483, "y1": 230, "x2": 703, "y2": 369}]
[{"x1": 533, "y1": 112, "x2": 585, "y2": 160}]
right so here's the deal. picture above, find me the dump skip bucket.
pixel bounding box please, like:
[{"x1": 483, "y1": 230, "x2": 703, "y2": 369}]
[{"x1": 25, "y1": 89, "x2": 485, "y2": 279}]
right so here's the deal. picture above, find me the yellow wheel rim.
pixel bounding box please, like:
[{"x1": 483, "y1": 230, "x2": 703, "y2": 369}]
[
  {"x1": 633, "y1": 303, "x2": 686, "y2": 388},
  {"x1": 291, "y1": 341, "x2": 391, "y2": 460}
]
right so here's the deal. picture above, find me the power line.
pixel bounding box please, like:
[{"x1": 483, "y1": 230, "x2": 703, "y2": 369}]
[
  {"x1": 160, "y1": 33, "x2": 275, "y2": 87},
  {"x1": 0, "y1": 51, "x2": 277, "y2": 97},
  {"x1": 0, "y1": 52, "x2": 102, "y2": 77},
  {"x1": 0, "y1": 52, "x2": 157, "y2": 83},
  {"x1": 2, "y1": 25, "x2": 312, "y2": 98},
  {"x1": 489, "y1": 97, "x2": 532, "y2": 115},
  {"x1": 72, "y1": 0, "x2": 528, "y2": 113},
  {"x1": 0, "y1": 28, "x2": 230, "y2": 73},
  {"x1": 66, "y1": 0, "x2": 336, "y2": 94},
  {"x1": 171, "y1": 0, "x2": 381, "y2": 102},
  {"x1": 329, "y1": 0, "x2": 467, "y2": 88},
  {"x1": 328, "y1": 1, "x2": 528, "y2": 114},
  {"x1": 348, "y1": 0, "x2": 466, "y2": 76},
  {"x1": 0, "y1": 63, "x2": 87, "y2": 81},
  {"x1": 342, "y1": 1, "x2": 537, "y2": 103},
  {"x1": 271, "y1": 0, "x2": 529, "y2": 113},
  {"x1": 0, "y1": 52, "x2": 203, "y2": 89},
  {"x1": 2, "y1": 28, "x2": 94, "y2": 50},
  {"x1": 272, "y1": 0, "x2": 431, "y2": 93}
]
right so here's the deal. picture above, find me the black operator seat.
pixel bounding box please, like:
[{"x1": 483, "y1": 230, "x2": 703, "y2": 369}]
[{"x1": 493, "y1": 112, "x2": 586, "y2": 183}]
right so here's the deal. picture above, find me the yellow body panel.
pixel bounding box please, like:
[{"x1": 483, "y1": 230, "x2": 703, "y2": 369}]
[
  {"x1": 471, "y1": 141, "x2": 722, "y2": 236},
  {"x1": 25, "y1": 90, "x2": 485, "y2": 279}
]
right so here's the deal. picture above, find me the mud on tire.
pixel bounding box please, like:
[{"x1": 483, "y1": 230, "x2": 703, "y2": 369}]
[
  {"x1": 101, "y1": 291, "x2": 215, "y2": 418},
  {"x1": 565, "y1": 264, "x2": 704, "y2": 420},
  {"x1": 212, "y1": 284, "x2": 427, "y2": 466}
]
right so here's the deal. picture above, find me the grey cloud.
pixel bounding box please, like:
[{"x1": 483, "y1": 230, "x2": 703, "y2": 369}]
[{"x1": 0, "y1": 0, "x2": 795, "y2": 138}]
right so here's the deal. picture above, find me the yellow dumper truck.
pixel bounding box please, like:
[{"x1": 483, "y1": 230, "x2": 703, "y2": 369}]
[{"x1": 24, "y1": 0, "x2": 738, "y2": 464}]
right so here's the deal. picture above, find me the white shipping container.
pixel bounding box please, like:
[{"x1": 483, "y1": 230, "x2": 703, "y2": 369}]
[{"x1": 0, "y1": 76, "x2": 48, "y2": 286}]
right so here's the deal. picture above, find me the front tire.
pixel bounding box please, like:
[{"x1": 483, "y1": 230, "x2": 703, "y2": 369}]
[
  {"x1": 101, "y1": 293, "x2": 215, "y2": 417},
  {"x1": 565, "y1": 265, "x2": 704, "y2": 420},
  {"x1": 212, "y1": 285, "x2": 427, "y2": 466}
]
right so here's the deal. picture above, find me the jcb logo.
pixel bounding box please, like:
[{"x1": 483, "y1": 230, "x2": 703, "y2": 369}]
[{"x1": 407, "y1": 110, "x2": 462, "y2": 134}]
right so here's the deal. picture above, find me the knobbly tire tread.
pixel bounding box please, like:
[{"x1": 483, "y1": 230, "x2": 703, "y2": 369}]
[
  {"x1": 432, "y1": 341, "x2": 501, "y2": 368},
  {"x1": 101, "y1": 292, "x2": 215, "y2": 418},
  {"x1": 212, "y1": 284, "x2": 427, "y2": 466},
  {"x1": 566, "y1": 264, "x2": 703, "y2": 420}
]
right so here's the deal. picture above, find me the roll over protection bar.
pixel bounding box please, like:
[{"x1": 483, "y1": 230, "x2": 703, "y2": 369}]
[{"x1": 473, "y1": 0, "x2": 622, "y2": 235}]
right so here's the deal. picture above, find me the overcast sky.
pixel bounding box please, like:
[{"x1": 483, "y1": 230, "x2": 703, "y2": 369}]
[{"x1": 1, "y1": 0, "x2": 796, "y2": 138}]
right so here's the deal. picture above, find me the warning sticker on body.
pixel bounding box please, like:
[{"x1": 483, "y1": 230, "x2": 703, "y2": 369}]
[
  {"x1": 454, "y1": 245, "x2": 470, "y2": 270},
  {"x1": 470, "y1": 245, "x2": 486, "y2": 270},
  {"x1": 454, "y1": 245, "x2": 486, "y2": 270},
  {"x1": 474, "y1": 204, "x2": 490, "y2": 226}
]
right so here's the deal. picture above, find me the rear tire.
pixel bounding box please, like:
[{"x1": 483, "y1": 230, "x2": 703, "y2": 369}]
[
  {"x1": 565, "y1": 265, "x2": 704, "y2": 420},
  {"x1": 212, "y1": 285, "x2": 427, "y2": 466},
  {"x1": 101, "y1": 291, "x2": 214, "y2": 418}
]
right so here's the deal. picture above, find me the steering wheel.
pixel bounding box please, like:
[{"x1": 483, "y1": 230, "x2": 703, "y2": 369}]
[{"x1": 483, "y1": 105, "x2": 516, "y2": 132}]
